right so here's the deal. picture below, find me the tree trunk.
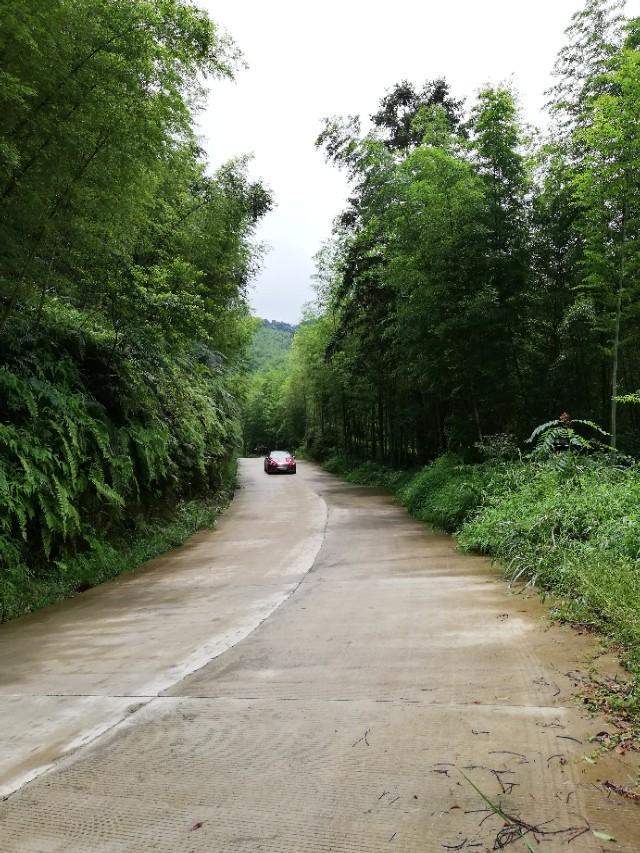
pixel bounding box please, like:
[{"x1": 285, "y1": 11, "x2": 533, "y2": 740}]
[{"x1": 611, "y1": 196, "x2": 627, "y2": 450}]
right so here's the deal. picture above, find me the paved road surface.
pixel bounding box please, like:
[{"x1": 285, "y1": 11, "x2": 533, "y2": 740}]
[{"x1": 1, "y1": 460, "x2": 638, "y2": 851}]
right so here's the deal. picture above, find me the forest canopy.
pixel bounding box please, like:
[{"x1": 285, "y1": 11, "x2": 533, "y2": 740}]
[{"x1": 255, "y1": 0, "x2": 640, "y2": 466}]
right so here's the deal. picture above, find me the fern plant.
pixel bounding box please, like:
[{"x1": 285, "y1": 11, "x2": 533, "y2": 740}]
[
  {"x1": 526, "y1": 414, "x2": 610, "y2": 475},
  {"x1": 0, "y1": 314, "x2": 243, "y2": 621}
]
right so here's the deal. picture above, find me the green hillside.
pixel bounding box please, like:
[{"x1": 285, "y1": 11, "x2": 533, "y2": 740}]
[
  {"x1": 248, "y1": 320, "x2": 296, "y2": 372},
  {"x1": 242, "y1": 320, "x2": 298, "y2": 454}
]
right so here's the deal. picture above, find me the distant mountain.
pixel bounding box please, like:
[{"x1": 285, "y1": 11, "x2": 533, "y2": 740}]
[
  {"x1": 261, "y1": 319, "x2": 297, "y2": 335},
  {"x1": 248, "y1": 318, "x2": 297, "y2": 372}
]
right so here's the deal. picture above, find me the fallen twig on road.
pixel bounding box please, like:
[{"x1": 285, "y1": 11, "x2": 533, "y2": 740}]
[
  {"x1": 442, "y1": 839, "x2": 468, "y2": 850},
  {"x1": 352, "y1": 728, "x2": 370, "y2": 747},
  {"x1": 603, "y1": 780, "x2": 640, "y2": 802}
]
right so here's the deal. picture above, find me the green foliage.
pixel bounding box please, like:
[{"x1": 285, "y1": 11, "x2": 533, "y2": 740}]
[
  {"x1": 296, "y1": 75, "x2": 536, "y2": 463},
  {"x1": 324, "y1": 453, "x2": 499, "y2": 533},
  {"x1": 323, "y1": 454, "x2": 413, "y2": 492},
  {"x1": 0, "y1": 1, "x2": 270, "y2": 619},
  {"x1": 459, "y1": 461, "x2": 640, "y2": 690},
  {"x1": 241, "y1": 315, "x2": 326, "y2": 455},
  {"x1": 284, "y1": 1, "x2": 640, "y2": 467},
  {"x1": 526, "y1": 417, "x2": 611, "y2": 472},
  {"x1": 474, "y1": 433, "x2": 520, "y2": 461},
  {"x1": 240, "y1": 319, "x2": 299, "y2": 453},
  {"x1": 248, "y1": 320, "x2": 296, "y2": 372},
  {"x1": 369, "y1": 78, "x2": 465, "y2": 150},
  {"x1": 561, "y1": 12, "x2": 640, "y2": 447},
  {"x1": 399, "y1": 456, "x2": 500, "y2": 532},
  {"x1": 0, "y1": 295, "x2": 244, "y2": 618},
  {"x1": 242, "y1": 368, "x2": 290, "y2": 453}
]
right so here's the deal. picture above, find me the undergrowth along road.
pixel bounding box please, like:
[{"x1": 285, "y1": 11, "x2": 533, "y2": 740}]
[
  {"x1": 324, "y1": 452, "x2": 640, "y2": 724},
  {"x1": 0, "y1": 482, "x2": 235, "y2": 623}
]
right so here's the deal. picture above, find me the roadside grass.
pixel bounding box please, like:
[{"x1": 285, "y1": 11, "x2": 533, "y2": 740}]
[
  {"x1": 323, "y1": 452, "x2": 640, "y2": 717},
  {"x1": 323, "y1": 455, "x2": 415, "y2": 492},
  {"x1": 0, "y1": 487, "x2": 234, "y2": 623}
]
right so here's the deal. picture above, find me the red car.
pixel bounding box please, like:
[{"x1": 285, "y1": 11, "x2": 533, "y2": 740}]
[{"x1": 264, "y1": 450, "x2": 296, "y2": 474}]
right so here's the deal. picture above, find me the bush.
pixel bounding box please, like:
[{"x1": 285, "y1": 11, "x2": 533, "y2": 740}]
[
  {"x1": 399, "y1": 455, "x2": 502, "y2": 531},
  {"x1": 323, "y1": 454, "x2": 414, "y2": 491},
  {"x1": 324, "y1": 453, "x2": 502, "y2": 531}
]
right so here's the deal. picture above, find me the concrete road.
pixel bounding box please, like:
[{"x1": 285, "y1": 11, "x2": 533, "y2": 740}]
[{"x1": 1, "y1": 460, "x2": 639, "y2": 851}]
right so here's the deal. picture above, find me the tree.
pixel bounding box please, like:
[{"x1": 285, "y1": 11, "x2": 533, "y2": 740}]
[
  {"x1": 572, "y1": 16, "x2": 640, "y2": 447},
  {"x1": 468, "y1": 87, "x2": 532, "y2": 428},
  {"x1": 549, "y1": 0, "x2": 625, "y2": 138},
  {"x1": 370, "y1": 79, "x2": 465, "y2": 150},
  {"x1": 0, "y1": 0, "x2": 235, "y2": 331}
]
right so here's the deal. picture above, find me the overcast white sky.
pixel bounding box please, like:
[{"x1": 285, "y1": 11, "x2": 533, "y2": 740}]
[{"x1": 196, "y1": 0, "x2": 640, "y2": 324}]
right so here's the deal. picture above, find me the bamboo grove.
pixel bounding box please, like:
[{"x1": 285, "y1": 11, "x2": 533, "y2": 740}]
[
  {"x1": 0, "y1": 0, "x2": 270, "y2": 615},
  {"x1": 248, "y1": 0, "x2": 640, "y2": 465}
]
